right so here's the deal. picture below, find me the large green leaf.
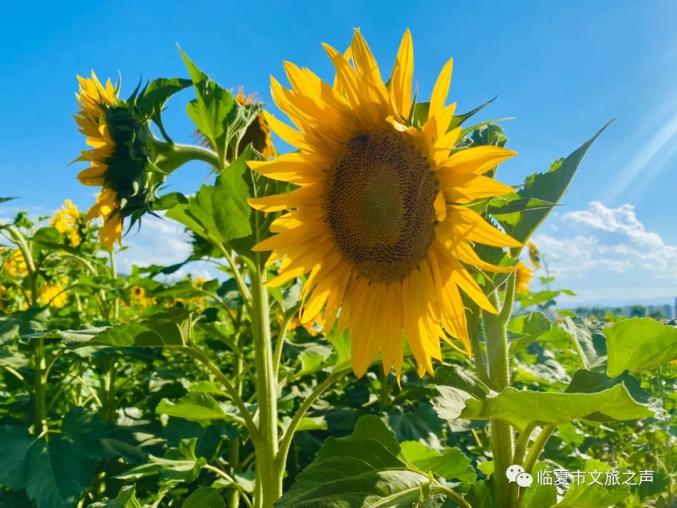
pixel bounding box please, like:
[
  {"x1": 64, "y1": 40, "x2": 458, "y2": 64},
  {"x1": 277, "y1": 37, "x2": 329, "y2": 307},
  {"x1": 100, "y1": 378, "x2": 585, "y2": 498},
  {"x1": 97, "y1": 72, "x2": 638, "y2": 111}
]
[
  {"x1": 400, "y1": 441, "x2": 475, "y2": 483},
  {"x1": 179, "y1": 48, "x2": 235, "y2": 160},
  {"x1": 460, "y1": 385, "x2": 653, "y2": 430},
  {"x1": 23, "y1": 436, "x2": 97, "y2": 508},
  {"x1": 495, "y1": 122, "x2": 611, "y2": 244},
  {"x1": 0, "y1": 425, "x2": 33, "y2": 490},
  {"x1": 166, "y1": 153, "x2": 252, "y2": 248},
  {"x1": 554, "y1": 459, "x2": 628, "y2": 507},
  {"x1": 62, "y1": 309, "x2": 192, "y2": 348},
  {"x1": 278, "y1": 415, "x2": 455, "y2": 507},
  {"x1": 604, "y1": 317, "x2": 677, "y2": 376}
]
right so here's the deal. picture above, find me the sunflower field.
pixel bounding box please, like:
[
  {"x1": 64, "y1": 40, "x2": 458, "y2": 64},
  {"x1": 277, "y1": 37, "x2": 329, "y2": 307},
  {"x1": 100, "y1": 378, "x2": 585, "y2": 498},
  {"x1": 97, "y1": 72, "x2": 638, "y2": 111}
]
[{"x1": 0, "y1": 29, "x2": 675, "y2": 508}]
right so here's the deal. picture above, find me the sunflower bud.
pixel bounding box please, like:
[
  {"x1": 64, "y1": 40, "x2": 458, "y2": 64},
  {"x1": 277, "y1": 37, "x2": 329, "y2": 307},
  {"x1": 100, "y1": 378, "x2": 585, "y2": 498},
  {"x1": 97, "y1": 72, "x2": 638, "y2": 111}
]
[{"x1": 74, "y1": 73, "x2": 171, "y2": 248}]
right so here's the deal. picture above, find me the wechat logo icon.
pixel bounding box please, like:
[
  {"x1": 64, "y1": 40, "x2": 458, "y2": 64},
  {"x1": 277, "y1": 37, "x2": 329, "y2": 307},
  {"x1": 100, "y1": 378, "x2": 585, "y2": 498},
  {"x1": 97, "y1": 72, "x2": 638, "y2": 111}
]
[{"x1": 506, "y1": 464, "x2": 533, "y2": 488}]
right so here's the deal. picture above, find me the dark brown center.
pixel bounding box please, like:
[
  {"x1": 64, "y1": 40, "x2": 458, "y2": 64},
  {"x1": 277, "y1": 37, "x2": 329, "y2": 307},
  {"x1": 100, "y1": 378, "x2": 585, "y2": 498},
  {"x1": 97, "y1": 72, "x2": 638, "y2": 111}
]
[{"x1": 326, "y1": 131, "x2": 438, "y2": 282}]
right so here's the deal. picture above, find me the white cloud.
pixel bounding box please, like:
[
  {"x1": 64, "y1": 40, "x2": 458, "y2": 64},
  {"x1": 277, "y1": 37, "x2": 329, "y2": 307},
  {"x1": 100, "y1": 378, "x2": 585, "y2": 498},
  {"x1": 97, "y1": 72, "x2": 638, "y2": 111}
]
[
  {"x1": 532, "y1": 201, "x2": 677, "y2": 304},
  {"x1": 116, "y1": 215, "x2": 221, "y2": 281}
]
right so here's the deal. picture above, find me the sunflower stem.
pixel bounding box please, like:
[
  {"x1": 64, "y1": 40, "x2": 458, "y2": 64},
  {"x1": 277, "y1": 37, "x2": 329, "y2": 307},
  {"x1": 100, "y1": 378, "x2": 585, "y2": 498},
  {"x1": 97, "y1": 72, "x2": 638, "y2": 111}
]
[
  {"x1": 250, "y1": 264, "x2": 281, "y2": 507},
  {"x1": 153, "y1": 139, "x2": 222, "y2": 172},
  {"x1": 484, "y1": 272, "x2": 516, "y2": 508}
]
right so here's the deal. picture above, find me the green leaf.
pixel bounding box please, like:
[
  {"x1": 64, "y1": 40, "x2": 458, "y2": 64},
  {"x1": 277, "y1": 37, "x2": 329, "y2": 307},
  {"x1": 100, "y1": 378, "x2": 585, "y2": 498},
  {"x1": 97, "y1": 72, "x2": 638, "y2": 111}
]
[
  {"x1": 432, "y1": 385, "x2": 474, "y2": 423},
  {"x1": 497, "y1": 122, "x2": 612, "y2": 244},
  {"x1": 179, "y1": 47, "x2": 235, "y2": 160},
  {"x1": 520, "y1": 462, "x2": 556, "y2": 508},
  {"x1": 400, "y1": 441, "x2": 476, "y2": 483},
  {"x1": 157, "y1": 393, "x2": 238, "y2": 425},
  {"x1": 182, "y1": 487, "x2": 225, "y2": 508},
  {"x1": 23, "y1": 436, "x2": 97, "y2": 508},
  {"x1": 137, "y1": 78, "x2": 192, "y2": 123},
  {"x1": 116, "y1": 439, "x2": 205, "y2": 484},
  {"x1": 517, "y1": 289, "x2": 575, "y2": 309},
  {"x1": 64, "y1": 309, "x2": 191, "y2": 348},
  {"x1": 434, "y1": 365, "x2": 491, "y2": 399},
  {"x1": 278, "y1": 416, "x2": 434, "y2": 507},
  {"x1": 560, "y1": 317, "x2": 607, "y2": 369},
  {"x1": 604, "y1": 317, "x2": 677, "y2": 376},
  {"x1": 565, "y1": 369, "x2": 651, "y2": 405},
  {"x1": 449, "y1": 96, "x2": 497, "y2": 129},
  {"x1": 461, "y1": 385, "x2": 653, "y2": 430},
  {"x1": 89, "y1": 485, "x2": 143, "y2": 508},
  {"x1": 554, "y1": 459, "x2": 628, "y2": 507},
  {"x1": 0, "y1": 425, "x2": 33, "y2": 489},
  {"x1": 166, "y1": 153, "x2": 252, "y2": 248}
]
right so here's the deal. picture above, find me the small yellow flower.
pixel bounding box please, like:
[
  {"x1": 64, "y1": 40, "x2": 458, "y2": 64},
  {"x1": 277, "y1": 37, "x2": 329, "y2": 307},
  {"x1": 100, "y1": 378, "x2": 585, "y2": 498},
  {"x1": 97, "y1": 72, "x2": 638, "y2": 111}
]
[
  {"x1": 51, "y1": 199, "x2": 82, "y2": 247},
  {"x1": 193, "y1": 276, "x2": 207, "y2": 287},
  {"x1": 3, "y1": 249, "x2": 28, "y2": 277},
  {"x1": 39, "y1": 282, "x2": 68, "y2": 308},
  {"x1": 527, "y1": 241, "x2": 541, "y2": 270},
  {"x1": 515, "y1": 262, "x2": 533, "y2": 295},
  {"x1": 129, "y1": 286, "x2": 153, "y2": 308},
  {"x1": 130, "y1": 286, "x2": 146, "y2": 300}
]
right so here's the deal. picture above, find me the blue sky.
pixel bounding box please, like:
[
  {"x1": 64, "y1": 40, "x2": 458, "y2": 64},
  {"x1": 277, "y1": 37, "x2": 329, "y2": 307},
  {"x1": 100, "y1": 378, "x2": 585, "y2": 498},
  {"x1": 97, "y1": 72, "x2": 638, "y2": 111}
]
[{"x1": 1, "y1": 1, "x2": 676, "y2": 305}]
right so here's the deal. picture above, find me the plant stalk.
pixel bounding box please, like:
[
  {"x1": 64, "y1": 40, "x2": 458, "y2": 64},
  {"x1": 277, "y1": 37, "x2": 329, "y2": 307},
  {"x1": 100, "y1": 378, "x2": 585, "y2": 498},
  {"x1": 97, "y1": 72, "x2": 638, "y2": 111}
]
[
  {"x1": 484, "y1": 272, "x2": 516, "y2": 507},
  {"x1": 251, "y1": 265, "x2": 281, "y2": 507}
]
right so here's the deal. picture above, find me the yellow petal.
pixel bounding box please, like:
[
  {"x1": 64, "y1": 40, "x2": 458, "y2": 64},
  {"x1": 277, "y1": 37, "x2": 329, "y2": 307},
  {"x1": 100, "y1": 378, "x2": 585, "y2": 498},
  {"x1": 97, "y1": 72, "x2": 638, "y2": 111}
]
[
  {"x1": 390, "y1": 29, "x2": 414, "y2": 120},
  {"x1": 429, "y1": 58, "x2": 453, "y2": 118}
]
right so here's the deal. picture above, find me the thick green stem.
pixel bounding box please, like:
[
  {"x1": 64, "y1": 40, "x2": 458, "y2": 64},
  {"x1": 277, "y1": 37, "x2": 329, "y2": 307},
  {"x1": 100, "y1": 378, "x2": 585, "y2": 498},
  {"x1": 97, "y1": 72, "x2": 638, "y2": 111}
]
[
  {"x1": 251, "y1": 266, "x2": 281, "y2": 508},
  {"x1": 484, "y1": 273, "x2": 516, "y2": 508},
  {"x1": 153, "y1": 140, "x2": 222, "y2": 172}
]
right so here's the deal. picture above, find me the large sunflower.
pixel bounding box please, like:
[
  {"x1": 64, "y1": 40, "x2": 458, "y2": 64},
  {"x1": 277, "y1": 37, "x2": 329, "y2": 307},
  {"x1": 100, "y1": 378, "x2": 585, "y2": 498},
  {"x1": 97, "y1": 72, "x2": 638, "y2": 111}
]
[
  {"x1": 75, "y1": 72, "x2": 123, "y2": 248},
  {"x1": 249, "y1": 30, "x2": 520, "y2": 377}
]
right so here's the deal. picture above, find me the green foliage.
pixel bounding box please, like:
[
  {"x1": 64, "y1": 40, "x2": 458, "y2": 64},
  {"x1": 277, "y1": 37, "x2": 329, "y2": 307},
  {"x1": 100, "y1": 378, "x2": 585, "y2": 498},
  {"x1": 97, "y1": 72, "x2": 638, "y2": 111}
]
[
  {"x1": 179, "y1": 48, "x2": 236, "y2": 161},
  {"x1": 459, "y1": 385, "x2": 653, "y2": 430},
  {"x1": 166, "y1": 150, "x2": 254, "y2": 254},
  {"x1": 494, "y1": 122, "x2": 613, "y2": 245},
  {"x1": 604, "y1": 317, "x2": 677, "y2": 376},
  {"x1": 278, "y1": 416, "x2": 442, "y2": 507}
]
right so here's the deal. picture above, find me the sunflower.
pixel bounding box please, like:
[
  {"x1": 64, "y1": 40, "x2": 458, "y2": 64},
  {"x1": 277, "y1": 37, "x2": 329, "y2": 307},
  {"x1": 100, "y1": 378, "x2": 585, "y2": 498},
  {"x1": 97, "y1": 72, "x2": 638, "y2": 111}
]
[
  {"x1": 75, "y1": 72, "x2": 123, "y2": 248},
  {"x1": 248, "y1": 29, "x2": 520, "y2": 377},
  {"x1": 3, "y1": 249, "x2": 28, "y2": 277},
  {"x1": 235, "y1": 89, "x2": 277, "y2": 158},
  {"x1": 515, "y1": 262, "x2": 533, "y2": 295},
  {"x1": 39, "y1": 282, "x2": 68, "y2": 308},
  {"x1": 51, "y1": 199, "x2": 82, "y2": 247}
]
